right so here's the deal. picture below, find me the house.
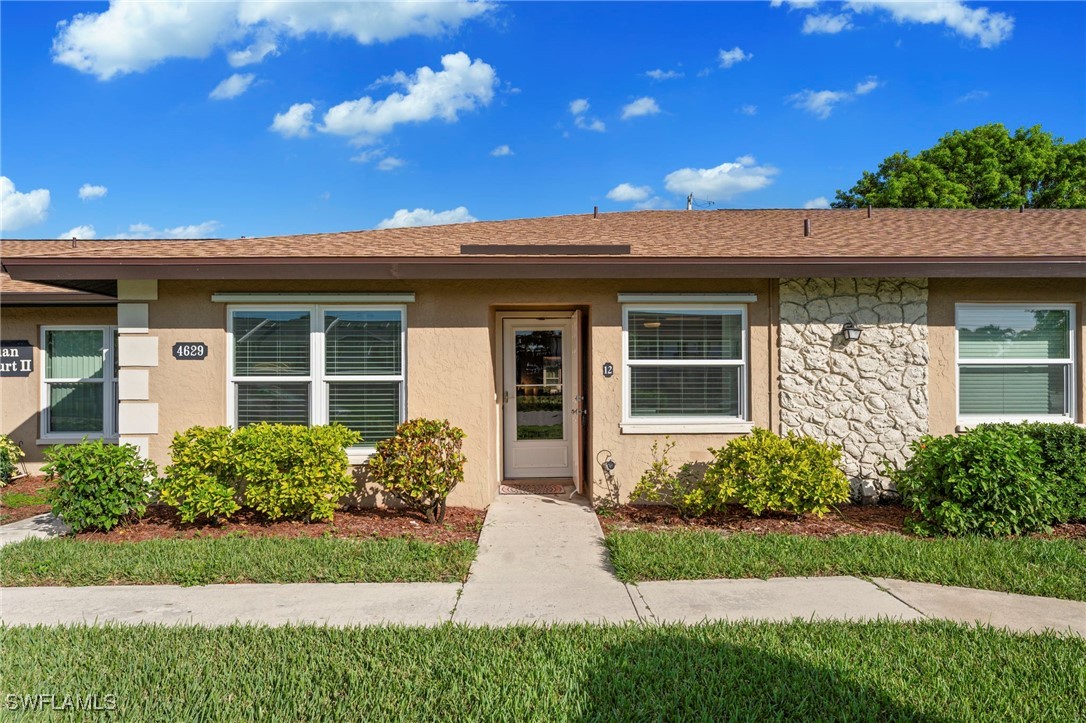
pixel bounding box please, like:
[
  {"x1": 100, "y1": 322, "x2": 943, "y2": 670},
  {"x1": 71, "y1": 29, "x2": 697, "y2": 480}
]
[{"x1": 2, "y1": 209, "x2": 1083, "y2": 507}]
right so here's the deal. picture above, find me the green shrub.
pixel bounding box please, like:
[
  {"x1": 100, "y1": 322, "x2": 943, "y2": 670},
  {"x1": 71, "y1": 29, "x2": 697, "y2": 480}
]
[
  {"x1": 0, "y1": 434, "x2": 25, "y2": 485},
  {"x1": 43, "y1": 440, "x2": 157, "y2": 532},
  {"x1": 369, "y1": 418, "x2": 466, "y2": 524},
  {"x1": 704, "y1": 428, "x2": 850, "y2": 518},
  {"x1": 978, "y1": 422, "x2": 1086, "y2": 523},
  {"x1": 159, "y1": 426, "x2": 241, "y2": 523},
  {"x1": 885, "y1": 426, "x2": 1059, "y2": 537},
  {"x1": 630, "y1": 437, "x2": 710, "y2": 518},
  {"x1": 236, "y1": 423, "x2": 360, "y2": 522}
]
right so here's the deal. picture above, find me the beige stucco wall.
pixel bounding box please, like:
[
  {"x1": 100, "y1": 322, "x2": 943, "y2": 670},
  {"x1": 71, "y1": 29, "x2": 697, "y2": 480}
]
[
  {"x1": 927, "y1": 278, "x2": 1086, "y2": 437},
  {"x1": 0, "y1": 305, "x2": 117, "y2": 472},
  {"x1": 140, "y1": 278, "x2": 777, "y2": 508}
]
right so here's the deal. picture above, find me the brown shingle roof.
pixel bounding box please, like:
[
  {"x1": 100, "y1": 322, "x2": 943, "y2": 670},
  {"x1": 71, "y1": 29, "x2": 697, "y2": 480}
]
[{"x1": 4, "y1": 209, "x2": 1084, "y2": 261}]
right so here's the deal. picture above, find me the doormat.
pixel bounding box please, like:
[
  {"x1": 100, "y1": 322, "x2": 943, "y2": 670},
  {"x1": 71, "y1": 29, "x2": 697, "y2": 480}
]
[{"x1": 500, "y1": 483, "x2": 571, "y2": 495}]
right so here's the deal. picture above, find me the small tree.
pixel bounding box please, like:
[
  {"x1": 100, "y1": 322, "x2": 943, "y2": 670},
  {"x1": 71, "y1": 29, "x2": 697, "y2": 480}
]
[{"x1": 368, "y1": 419, "x2": 466, "y2": 523}]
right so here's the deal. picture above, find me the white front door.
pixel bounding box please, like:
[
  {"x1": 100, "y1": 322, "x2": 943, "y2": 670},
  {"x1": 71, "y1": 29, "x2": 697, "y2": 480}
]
[{"x1": 502, "y1": 317, "x2": 578, "y2": 479}]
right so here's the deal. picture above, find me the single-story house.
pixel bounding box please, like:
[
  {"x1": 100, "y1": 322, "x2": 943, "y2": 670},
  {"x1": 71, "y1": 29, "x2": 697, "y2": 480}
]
[{"x1": 2, "y1": 209, "x2": 1084, "y2": 507}]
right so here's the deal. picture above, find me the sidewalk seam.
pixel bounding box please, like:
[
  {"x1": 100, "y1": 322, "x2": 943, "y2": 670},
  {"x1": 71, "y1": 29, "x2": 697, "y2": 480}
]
[{"x1": 864, "y1": 576, "x2": 929, "y2": 618}]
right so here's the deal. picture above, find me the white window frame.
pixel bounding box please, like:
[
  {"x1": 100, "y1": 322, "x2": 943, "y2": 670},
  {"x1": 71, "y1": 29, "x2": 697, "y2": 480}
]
[
  {"x1": 39, "y1": 325, "x2": 118, "y2": 442},
  {"x1": 955, "y1": 302, "x2": 1077, "y2": 425},
  {"x1": 226, "y1": 304, "x2": 407, "y2": 459},
  {"x1": 621, "y1": 303, "x2": 751, "y2": 434}
]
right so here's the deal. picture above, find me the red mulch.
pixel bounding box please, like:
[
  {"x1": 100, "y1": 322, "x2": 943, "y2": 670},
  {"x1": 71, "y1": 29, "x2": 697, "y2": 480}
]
[
  {"x1": 600, "y1": 503, "x2": 1086, "y2": 540},
  {"x1": 0, "y1": 475, "x2": 54, "y2": 524},
  {"x1": 77, "y1": 505, "x2": 486, "y2": 544}
]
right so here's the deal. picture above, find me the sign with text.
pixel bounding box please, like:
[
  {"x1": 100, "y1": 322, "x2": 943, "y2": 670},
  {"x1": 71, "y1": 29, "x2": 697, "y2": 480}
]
[
  {"x1": 172, "y1": 342, "x2": 208, "y2": 361},
  {"x1": 602, "y1": 362, "x2": 614, "y2": 378},
  {"x1": 0, "y1": 340, "x2": 33, "y2": 377}
]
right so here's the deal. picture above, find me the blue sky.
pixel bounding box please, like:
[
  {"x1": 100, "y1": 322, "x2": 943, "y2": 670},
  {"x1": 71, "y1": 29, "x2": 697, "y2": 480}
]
[{"x1": 1, "y1": 1, "x2": 1083, "y2": 239}]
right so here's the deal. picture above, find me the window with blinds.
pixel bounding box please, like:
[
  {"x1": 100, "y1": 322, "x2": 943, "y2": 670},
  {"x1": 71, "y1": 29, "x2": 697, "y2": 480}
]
[
  {"x1": 623, "y1": 306, "x2": 747, "y2": 423},
  {"x1": 229, "y1": 306, "x2": 405, "y2": 449},
  {"x1": 956, "y1": 304, "x2": 1076, "y2": 421},
  {"x1": 42, "y1": 327, "x2": 116, "y2": 437}
]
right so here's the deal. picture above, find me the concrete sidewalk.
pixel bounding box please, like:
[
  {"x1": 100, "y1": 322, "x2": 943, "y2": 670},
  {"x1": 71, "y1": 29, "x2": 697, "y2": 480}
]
[
  {"x1": 1, "y1": 496, "x2": 1083, "y2": 635},
  {"x1": 0, "y1": 513, "x2": 68, "y2": 547}
]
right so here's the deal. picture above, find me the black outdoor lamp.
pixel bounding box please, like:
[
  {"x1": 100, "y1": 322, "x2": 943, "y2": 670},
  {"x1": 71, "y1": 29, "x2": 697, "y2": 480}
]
[{"x1": 841, "y1": 321, "x2": 862, "y2": 343}]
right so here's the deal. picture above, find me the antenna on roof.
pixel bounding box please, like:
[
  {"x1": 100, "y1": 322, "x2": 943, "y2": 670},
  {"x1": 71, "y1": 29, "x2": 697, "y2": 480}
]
[{"x1": 686, "y1": 194, "x2": 715, "y2": 211}]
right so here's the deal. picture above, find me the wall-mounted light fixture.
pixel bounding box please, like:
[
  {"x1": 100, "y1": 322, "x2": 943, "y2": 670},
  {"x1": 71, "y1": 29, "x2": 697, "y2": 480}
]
[{"x1": 841, "y1": 321, "x2": 862, "y2": 343}]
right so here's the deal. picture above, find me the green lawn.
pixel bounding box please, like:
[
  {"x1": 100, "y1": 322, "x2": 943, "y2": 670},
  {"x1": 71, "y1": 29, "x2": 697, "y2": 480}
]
[
  {"x1": 606, "y1": 530, "x2": 1086, "y2": 601},
  {"x1": 1, "y1": 621, "x2": 1082, "y2": 721},
  {"x1": 0, "y1": 536, "x2": 476, "y2": 586}
]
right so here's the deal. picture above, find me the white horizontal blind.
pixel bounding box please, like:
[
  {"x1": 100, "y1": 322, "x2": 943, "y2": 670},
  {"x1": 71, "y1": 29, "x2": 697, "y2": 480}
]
[
  {"x1": 236, "y1": 382, "x2": 310, "y2": 427},
  {"x1": 957, "y1": 304, "x2": 1075, "y2": 420},
  {"x1": 233, "y1": 310, "x2": 311, "y2": 377},
  {"x1": 624, "y1": 306, "x2": 747, "y2": 422}
]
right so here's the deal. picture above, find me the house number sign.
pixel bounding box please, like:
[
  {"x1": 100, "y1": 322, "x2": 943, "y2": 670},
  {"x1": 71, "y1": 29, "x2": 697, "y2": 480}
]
[
  {"x1": 602, "y1": 362, "x2": 614, "y2": 378},
  {"x1": 172, "y1": 342, "x2": 208, "y2": 360},
  {"x1": 0, "y1": 340, "x2": 32, "y2": 377}
]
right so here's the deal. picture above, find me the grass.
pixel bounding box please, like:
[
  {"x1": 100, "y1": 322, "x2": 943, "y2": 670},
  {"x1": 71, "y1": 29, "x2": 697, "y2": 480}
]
[
  {"x1": 1, "y1": 621, "x2": 1082, "y2": 721},
  {"x1": 0, "y1": 490, "x2": 49, "y2": 508},
  {"x1": 605, "y1": 530, "x2": 1086, "y2": 601},
  {"x1": 0, "y1": 536, "x2": 476, "y2": 586}
]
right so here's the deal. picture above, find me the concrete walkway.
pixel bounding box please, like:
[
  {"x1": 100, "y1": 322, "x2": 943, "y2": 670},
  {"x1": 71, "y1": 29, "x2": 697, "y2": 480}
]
[
  {"x1": 1, "y1": 497, "x2": 1084, "y2": 635},
  {"x1": 0, "y1": 513, "x2": 68, "y2": 546}
]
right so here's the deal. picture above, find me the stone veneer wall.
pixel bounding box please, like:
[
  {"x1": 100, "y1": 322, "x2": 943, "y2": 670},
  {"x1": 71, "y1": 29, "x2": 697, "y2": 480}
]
[{"x1": 778, "y1": 278, "x2": 929, "y2": 501}]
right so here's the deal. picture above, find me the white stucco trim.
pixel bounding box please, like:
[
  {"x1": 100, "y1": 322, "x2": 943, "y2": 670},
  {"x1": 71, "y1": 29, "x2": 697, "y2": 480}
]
[
  {"x1": 118, "y1": 336, "x2": 159, "y2": 367},
  {"x1": 620, "y1": 422, "x2": 754, "y2": 435},
  {"x1": 117, "y1": 303, "x2": 149, "y2": 334},
  {"x1": 117, "y1": 280, "x2": 158, "y2": 301},
  {"x1": 118, "y1": 369, "x2": 150, "y2": 400}
]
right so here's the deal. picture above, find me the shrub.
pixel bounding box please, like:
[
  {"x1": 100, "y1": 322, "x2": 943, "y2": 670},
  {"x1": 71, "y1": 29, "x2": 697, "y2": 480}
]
[
  {"x1": 43, "y1": 439, "x2": 158, "y2": 532},
  {"x1": 369, "y1": 418, "x2": 466, "y2": 524},
  {"x1": 237, "y1": 423, "x2": 360, "y2": 522},
  {"x1": 159, "y1": 426, "x2": 241, "y2": 523},
  {"x1": 629, "y1": 438, "x2": 710, "y2": 518},
  {"x1": 885, "y1": 426, "x2": 1059, "y2": 537},
  {"x1": 977, "y1": 422, "x2": 1086, "y2": 523},
  {"x1": 704, "y1": 428, "x2": 850, "y2": 518},
  {"x1": 0, "y1": 434, "x2": 25, "y2": 485}
]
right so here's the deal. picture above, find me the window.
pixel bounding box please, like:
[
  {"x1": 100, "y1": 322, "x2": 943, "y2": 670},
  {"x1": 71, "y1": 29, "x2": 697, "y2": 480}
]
[
  {"x1": 41, "y1": 326, "x2": 117, "y2": 438},
  {"x1": 228, "y1": 306, "x2": 405, "y2": 450},
  {"x1": 622, "y1": 304, "x2": 748, "y2": 429},
  {"x1": 956, "y1": 304, "x2": 1076, "y2": 422}
]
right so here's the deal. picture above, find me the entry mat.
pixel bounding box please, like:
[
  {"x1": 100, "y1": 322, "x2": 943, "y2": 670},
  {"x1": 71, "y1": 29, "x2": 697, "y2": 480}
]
[{"x1": 499, "y1": 482, "x2": 573, "y2": 495}]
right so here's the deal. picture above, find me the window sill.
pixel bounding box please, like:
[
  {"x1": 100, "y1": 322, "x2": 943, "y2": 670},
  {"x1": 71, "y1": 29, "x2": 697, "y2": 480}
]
[
  {"x1": 620, "y1": 422, "x2": 754, "y2": 435},
  {"x1": 37, "y1": 436, "x2": 117, "y2": 446},
  {"x1": 956, "y1": 420, "x2": 1083, "y2": 433},
  {"x1": 347, "y1": 449, "x2": 376, "y2": 465}
]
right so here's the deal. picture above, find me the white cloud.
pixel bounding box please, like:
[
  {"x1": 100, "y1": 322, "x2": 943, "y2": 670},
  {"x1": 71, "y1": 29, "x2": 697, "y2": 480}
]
[
  {"x1": 210, "y1": 72, "x2": 256, "y2": 100},
  {"x1": 270, "y1": 102, "x2": 315, "y2": 138},
  {"x1": 803, "y1": 196, "x2": 831, "y2": 209},
  {"x1": 803, "y1": 13, "x2": 854, "y2": 34},
  {"x1": 788, "y1": 76, "x2": 879, "y2": 119},
  {"x1": 376, "y1": 156, "x2": 404, "y2": 171},
  {"x1": 645, "y1": 69, "x2": 683, "y2": 81},
  {"x1": 957, "y1": 89, "x2": 990, "y2": 102},
  {"x1": 621, "y1": 97, "x2": 661, "y2": 120},
  {"x1": 490, "y1": 144, "x2": 513, "y2": 157},
  {"x1": 854, "y1": 76, "x2": 879, "y2": 95},
  {"x1": 663, "y1": 156, "x2": 778, "y2": 200},
  {"x1": 606, "y1": 183, "x2": 653, "y2": 203},
  {"x1": 737, "y1": 104, "x2": 758, "y2": 116},
  {"x1": 227, "y1": 37, "x2": 278, "y2": 67},
  {"x1": 0, "y1": 177, "x2": 50, "y2": 232},
  {"x1": 58, "y1": 224, "x2": 97, "y2": 239},
  {"x1": 78, "y1": 183, "x2": 108, "y2": 200},
  {"x1": 718, "y1": 47, "x2": 752, "y2": 68},
  {"x1": 376, "y1": 206, "x2": 476, "y2": 230},
  {"x1": 569, "y1": 97, "x2": 606, "y2": 132},
  {"x1": 314, "y1": 52, "x2": 496, "y2": 140},
  {"x1": 771, "y1": 1, "x2": 820, "y2": 8},
  {"x1": 52, "y1": 1, "x2": 493, "y2": 80},
  {"x1": 634, "y1": 196, "x2": 670, "y2": 210},
  {"x1": 110, "y1": 220, "x2": 221, "y2": 239},
  {"x1": 846, "y1": 0, "x2": 1013, "y2": 48}
]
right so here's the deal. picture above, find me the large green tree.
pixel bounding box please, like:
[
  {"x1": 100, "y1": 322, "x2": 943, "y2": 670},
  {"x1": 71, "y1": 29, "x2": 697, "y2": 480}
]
[{"x1": 833, "y1": 123, "x2": 1086, "y2": 209}]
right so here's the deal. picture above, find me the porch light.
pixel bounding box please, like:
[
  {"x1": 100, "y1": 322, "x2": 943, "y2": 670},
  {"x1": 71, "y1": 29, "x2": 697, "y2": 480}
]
[{"x1": 841, "y1": 321, "x2": 862, "y2": 343}]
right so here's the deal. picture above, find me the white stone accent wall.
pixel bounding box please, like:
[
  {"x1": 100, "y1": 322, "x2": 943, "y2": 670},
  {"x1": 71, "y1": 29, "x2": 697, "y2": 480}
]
[
  {"x1": 117, "y1": 282, "x2": 160, "y2": 455},
  {"x1": 778, "y1": 278, "x2": 929, "y2": 501}
]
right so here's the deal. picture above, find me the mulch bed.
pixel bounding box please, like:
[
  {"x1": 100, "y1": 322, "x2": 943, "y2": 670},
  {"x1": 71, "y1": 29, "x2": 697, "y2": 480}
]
[
  {"x1": 0, "y1": 475, "x2": 54, "y2": 525},
  {"x1": 77, "y1": 505, "x2": 486, "y2": 545},
  {"x1": 600, "y1": 503, "x2": 1086, "y2": 540}
]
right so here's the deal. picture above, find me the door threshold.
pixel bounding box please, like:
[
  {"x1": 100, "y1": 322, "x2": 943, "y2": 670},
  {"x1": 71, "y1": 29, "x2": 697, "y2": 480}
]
[{"x1": 500, "y1": 479, "x2": 576, "y2": 496}]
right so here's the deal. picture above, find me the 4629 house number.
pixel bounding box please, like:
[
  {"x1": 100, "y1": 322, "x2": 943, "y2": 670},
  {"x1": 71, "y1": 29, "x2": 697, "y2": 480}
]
[{"x1": 172, "y1": 342, "x2": 208, "y2": 360}]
